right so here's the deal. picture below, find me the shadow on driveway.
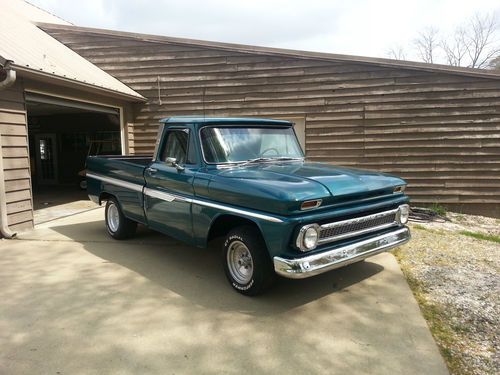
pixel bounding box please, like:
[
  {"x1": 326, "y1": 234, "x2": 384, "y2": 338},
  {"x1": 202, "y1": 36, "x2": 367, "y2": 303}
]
[
  {"x1": 50, "y1": 218, "x2": 384, "y2": 316},
  {"x1": 2, "y1": 209, "x2": 449, "y2": 375}
]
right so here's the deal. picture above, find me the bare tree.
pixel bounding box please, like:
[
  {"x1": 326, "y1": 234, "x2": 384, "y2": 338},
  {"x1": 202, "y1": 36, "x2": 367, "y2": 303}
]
[
  {"x1": 414, "y1": 27, "x2": 439, "y2": 63},
  {"x1": 441, "y1": 27, "x2": 468, "y2": 66},
  {"x1": 404, "y1": 12, "x2": 499, "y2": 69},
  {"x1": 464, "y1": 13, "x2": 499, "y2": 68},
  {"x1": 387, "y1": 45, "x2": 407, "y2": 60}
]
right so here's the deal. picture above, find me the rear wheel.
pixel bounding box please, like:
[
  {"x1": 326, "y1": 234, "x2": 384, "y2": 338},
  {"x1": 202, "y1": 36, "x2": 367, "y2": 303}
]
[
  {"x1": 105, "y1": 198, "x2": 137, "y2": 240},
  {"x1": 222, "y1": 226, "x2": 275, "y2": 296}
]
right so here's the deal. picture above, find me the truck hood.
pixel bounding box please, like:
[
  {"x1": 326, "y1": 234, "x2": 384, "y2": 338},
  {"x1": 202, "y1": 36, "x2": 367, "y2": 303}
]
[
  {"x1": 252, "y1": 162, "x2": 405, "y2": 197},
  {"x1": 205, "y1": 161, "x2": 406, "y2": 215}
]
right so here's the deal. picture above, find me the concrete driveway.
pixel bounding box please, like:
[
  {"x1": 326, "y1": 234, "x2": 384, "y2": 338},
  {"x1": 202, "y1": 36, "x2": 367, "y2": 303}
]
[{"x1": 0, "y1": 208, "x2": 448, "y2": 375}]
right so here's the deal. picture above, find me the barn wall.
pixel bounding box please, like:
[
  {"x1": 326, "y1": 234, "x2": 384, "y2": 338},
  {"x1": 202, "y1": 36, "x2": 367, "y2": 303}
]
[
  {"x1": 45, "y1": 29, "x2": 500, "y2": 217},
  {"x1": 0, "y1": 78, "x2": 34, "y2": 232}
]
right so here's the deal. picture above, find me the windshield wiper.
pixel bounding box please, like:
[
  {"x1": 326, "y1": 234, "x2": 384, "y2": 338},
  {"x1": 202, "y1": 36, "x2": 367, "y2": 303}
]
[
  {"x1": 236, "y1": 156, "x2": 303, "y2": 167},
  {"x1": 269, "y1": 156, "x2": 304, "y2": 161},
  {"x1": 237, "y1": 157, "x2": 273, "y2": 167}
]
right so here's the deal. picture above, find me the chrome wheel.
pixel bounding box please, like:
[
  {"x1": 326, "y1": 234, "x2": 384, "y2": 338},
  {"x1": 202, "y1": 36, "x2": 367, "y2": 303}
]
[
  {"x1": 227, "y1": 240, "x2": 254, "y2": 284},
  {"x1": 107, "y1": 202, "x2": 120, "y2": 232}
]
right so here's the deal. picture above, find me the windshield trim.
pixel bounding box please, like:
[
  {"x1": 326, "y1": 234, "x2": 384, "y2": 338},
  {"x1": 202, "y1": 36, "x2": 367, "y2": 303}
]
[{"x1": 198, "y1": 125, "x2": 304, "y2": 165}]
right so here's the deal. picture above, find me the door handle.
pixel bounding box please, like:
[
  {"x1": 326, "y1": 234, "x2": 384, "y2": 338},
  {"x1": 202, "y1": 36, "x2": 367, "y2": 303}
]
[{"x1": 146, "y1": 167, "x2": 158, "y2": 174}]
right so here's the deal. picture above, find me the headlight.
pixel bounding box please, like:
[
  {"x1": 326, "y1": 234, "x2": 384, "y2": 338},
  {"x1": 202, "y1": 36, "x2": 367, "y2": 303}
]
[
  {"x1": 304, "y1": 227, "x2": 319, "y2": 249},
  {"x1": 398, "y1": 204, "x2": 410, "y2": 224},
  {"x1": 296, "y1": 224, "x2": 320, "y2": 251}
]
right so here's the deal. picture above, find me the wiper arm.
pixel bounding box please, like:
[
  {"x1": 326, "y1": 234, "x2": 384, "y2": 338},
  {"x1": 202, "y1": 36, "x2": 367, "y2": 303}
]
[
  {"x1": 236, "y1": 156, "x2": 303, "y2": 167},
  {"x1": 237, "y1": 157, "x2": 273, "y2": 167},
  {"x1": 270, "y1": 156, "x2": 304, "y2": 161}
]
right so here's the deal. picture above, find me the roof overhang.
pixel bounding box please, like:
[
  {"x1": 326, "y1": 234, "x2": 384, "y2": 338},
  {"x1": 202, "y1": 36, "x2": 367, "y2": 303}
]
[
  {"x1": 39, "y1": 23, "x2": 500, "y2": 81},
  {"x1": 14, "y1": 64, "x2": 146, "y2": 102},
  {"x1": 0, "y1": 0, "x2": 146, "y2": 103}
]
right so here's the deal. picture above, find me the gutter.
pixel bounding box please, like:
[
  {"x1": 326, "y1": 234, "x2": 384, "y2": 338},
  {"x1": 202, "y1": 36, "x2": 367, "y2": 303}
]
[{"x1": 0, "y1": 57, "x2": 17, "y2": 238}]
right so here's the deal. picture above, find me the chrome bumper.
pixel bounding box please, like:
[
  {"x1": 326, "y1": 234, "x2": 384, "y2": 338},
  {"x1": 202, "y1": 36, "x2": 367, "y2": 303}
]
[{"x1": 273, "y1": 226, "x2": 410, "y2": 279}]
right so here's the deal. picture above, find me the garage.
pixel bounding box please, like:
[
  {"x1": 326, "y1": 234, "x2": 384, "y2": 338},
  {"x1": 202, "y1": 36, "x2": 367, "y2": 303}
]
[
  {"x1": 25, "y1": 93, "x2": 123, "y2": 223},
  {"x1": 0, "y1": 1, "x2": 146, "y2": 236}
]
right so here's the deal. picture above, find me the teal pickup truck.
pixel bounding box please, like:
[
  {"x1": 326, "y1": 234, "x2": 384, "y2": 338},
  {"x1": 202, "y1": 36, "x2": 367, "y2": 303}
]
[{"x1": 86, "y1": 117, "x2": 410, "y2": 295}]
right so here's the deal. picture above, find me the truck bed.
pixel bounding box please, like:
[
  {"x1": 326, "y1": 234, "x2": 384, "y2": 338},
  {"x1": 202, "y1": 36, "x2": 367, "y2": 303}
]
[
  {"x1": 86, "y1": 155, "x2": 154, "y2": 223},
  {"x1": 91, "y1": 155, "x2": 153, "y2": 166},
  {"x1": 86, "y1": 155, "x2": 152, "y2": 184}
]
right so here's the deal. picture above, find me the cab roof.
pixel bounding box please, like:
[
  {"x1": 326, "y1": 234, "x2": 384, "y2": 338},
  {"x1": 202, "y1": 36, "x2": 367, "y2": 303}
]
[{"x1": 160, "y1": 116, "x2": 292, "y2": 127}]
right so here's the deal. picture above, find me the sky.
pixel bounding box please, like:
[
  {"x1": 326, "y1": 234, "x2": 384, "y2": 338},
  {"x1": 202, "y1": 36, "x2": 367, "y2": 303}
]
[{"x1": 28, "y1": 0, "x2": 499, "y2": 62}]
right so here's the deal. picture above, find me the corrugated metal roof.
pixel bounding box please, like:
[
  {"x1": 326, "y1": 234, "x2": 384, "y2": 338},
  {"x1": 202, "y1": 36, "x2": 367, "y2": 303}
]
[{"x1": 0, "y1": 0, "x2": 144, "y2": 100}]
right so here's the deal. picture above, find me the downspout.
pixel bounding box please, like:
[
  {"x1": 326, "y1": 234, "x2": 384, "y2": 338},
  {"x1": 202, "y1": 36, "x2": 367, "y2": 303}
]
[
  {"x1": 0, "y1": 57, "x2": 17, "y2": 238},
  {"x1": 0, "y1": 135, "x2": 16, "y2": 238},
  {"x1": 0, "y1": 58, "x2": 16, "y2": 90}
]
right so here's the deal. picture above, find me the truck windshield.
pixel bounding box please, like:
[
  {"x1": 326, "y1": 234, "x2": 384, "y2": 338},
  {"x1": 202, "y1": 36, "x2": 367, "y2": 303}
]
[{"x1": 200, "y1": 126, "x2": 304, "y2": 164}]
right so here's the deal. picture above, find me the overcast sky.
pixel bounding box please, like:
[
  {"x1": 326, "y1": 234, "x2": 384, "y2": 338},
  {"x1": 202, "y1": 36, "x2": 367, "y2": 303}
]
[{"x1": 29, "y1": 0, "x2": 499, "y2": 61}]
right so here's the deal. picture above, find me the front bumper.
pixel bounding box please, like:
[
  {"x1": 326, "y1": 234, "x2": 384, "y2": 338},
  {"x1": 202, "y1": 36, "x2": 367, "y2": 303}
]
[{"x1": 273, "y1": 226, "x2": 410, "y2": 279}]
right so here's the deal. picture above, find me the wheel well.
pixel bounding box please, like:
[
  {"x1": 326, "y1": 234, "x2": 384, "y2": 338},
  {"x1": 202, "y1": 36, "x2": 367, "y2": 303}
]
[
  {"x1": 207, "y1": 215, "x2": 261, "y2": 242},
  {"x1": 99, "y1": 192, "x2": 114, "y2": 205}
]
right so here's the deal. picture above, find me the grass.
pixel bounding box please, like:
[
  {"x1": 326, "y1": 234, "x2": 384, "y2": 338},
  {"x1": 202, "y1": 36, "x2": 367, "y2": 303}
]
[
  {"x1": 459, "y1": 231, "x2": 500, "y2": 244},
  {"x1": 429, "y1": 203, "x2": 447, "y2": 217},
  {"x1": 410, "y1": 223, "x2": 446, "y2": 235},
  {"x1": 392, "y1": 247, "x2": 466, "y2": 374},
  {"x1": 412, "y1": 224, "x2": 427, "y2": 230}
]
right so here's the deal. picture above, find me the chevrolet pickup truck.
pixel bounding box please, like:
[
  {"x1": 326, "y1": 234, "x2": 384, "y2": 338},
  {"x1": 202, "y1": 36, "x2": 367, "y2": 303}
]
[{"x1": 86, "y1": 117, "x2": 410, "y2": 295}]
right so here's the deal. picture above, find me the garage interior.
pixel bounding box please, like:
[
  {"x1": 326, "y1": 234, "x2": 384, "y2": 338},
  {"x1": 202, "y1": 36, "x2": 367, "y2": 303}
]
[{"x1": 25, "y1": 93, "x2": 122, "y2": 223}]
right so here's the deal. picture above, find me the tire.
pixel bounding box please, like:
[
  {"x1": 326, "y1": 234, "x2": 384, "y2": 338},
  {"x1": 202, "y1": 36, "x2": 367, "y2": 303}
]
[
  {"x1": 105, "y1": 197, "x2": 137, "y2": 240},
  {"x1": 222, "y1": 225, "x2": 275, "y2": 296}
]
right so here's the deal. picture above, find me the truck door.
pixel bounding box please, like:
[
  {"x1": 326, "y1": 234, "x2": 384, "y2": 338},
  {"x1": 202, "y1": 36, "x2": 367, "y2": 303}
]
[{"x1": 143, "y1": 127, "x2": 196, "y2": 243}]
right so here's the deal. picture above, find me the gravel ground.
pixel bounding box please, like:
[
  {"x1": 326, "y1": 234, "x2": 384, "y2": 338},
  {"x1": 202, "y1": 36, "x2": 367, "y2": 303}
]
[
  {"x1": 394, "y1": 213, "x2": 499, "y2": 375},
  {"x1": 415, "y1": 211, "x2": 500, "y2": 237}
]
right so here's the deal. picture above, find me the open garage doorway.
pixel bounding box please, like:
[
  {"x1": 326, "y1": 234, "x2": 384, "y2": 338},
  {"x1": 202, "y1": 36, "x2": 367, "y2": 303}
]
[{"x1": 26, "y1": 93, "x2": 122, "y2": 224}]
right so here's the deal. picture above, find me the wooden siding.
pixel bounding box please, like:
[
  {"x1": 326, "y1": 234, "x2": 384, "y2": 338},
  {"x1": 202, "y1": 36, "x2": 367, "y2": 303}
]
[
  {"x1": 45, "y1": 29, "x2": 500, "y2": 217},
  {"x1": 0, "y1": 79, "x2": 33, "y2": 232}
]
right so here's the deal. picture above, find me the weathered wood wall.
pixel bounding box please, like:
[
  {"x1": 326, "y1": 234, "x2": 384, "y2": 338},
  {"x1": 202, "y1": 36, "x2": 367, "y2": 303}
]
[
  {"x1": 0, "y1": 79, "x2": 34, "y2": 232},
  {"x1": 44, "y1": 28, "x2": 500, "y2": 217}
]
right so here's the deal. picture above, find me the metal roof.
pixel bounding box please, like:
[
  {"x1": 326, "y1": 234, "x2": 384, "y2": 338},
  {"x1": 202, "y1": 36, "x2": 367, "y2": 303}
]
[
  {"x1": 161, "y1": 117, "x2": 293, "y2": 126},
  {"x1": 40, "y1": 23, "x2": 500, "y2": 80},
  {"x1": 0, "y1": 0, "x2": 144, "y2": 101}
]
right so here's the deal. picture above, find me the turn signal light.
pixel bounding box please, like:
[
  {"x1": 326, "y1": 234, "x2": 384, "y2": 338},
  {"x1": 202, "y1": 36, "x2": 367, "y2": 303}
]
[
  {"x1": 393, "y1": 185, "x2": 406, "y2": 193},
  {"x1": 300, "y1": 199, "x2": 322, "y2": 210}
]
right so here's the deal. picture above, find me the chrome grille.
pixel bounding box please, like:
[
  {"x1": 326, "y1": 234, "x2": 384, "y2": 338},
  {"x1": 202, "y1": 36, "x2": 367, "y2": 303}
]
[{"x1": 318, "y1": 209, "x2": 399, "y2": 244}]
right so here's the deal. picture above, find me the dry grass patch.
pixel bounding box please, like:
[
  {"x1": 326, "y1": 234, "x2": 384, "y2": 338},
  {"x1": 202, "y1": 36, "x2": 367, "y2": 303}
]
[{"x1": 394, "y1": 223, "x2": 499, "y2": 375}]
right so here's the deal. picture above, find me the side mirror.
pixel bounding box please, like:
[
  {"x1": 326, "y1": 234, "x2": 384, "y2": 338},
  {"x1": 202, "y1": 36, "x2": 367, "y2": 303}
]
[{"x1": 165, "y1": 157, "x2": 185, "y2": 171}]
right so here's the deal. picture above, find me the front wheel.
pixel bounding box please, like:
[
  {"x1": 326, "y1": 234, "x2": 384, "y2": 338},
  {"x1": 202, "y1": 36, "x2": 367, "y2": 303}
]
[
  {"x1": 105, "y1": 198, "x2": 137, "y2": 240},
  {"x1": 222, "y1": 226, "x2": 275, "y2": 296}
]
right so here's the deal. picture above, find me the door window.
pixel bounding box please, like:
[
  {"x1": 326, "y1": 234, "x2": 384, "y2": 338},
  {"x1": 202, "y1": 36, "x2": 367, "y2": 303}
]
[
  {"x1": 160, "y1": 129, "x2": 189, "y2": 165},
  {"x1": 35, "y1": 134, "x2": 58, "y2": 184}
]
